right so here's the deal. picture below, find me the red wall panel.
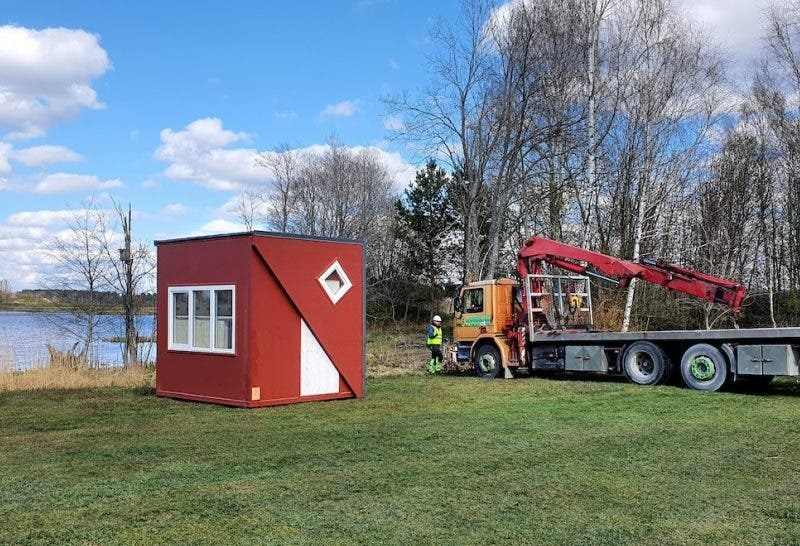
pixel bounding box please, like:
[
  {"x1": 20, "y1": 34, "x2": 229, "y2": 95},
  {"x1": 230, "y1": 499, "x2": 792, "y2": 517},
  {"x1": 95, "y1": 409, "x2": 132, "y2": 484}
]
[
  {"x1": 155, "y1": 236, "x2": 250, "y2": 404},
  {"x1": 248, "y1": 249, "x2": 302, "y2": 400},
  {"x1": 252, "y1": 237, "x2": 364, "y2": 397}
]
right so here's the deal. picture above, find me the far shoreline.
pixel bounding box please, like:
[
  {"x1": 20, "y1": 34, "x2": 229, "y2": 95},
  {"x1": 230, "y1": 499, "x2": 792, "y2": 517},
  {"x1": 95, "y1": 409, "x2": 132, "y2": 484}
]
[{"x1": 0, "y1": 305, "x2": 156, "y2": 315}]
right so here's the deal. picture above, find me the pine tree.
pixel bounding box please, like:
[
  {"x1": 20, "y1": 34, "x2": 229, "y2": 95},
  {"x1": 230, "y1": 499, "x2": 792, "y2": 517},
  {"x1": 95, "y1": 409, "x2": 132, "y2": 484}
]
[{"x1": 394, "y1": 160, "x2": 457, "y2": 312}]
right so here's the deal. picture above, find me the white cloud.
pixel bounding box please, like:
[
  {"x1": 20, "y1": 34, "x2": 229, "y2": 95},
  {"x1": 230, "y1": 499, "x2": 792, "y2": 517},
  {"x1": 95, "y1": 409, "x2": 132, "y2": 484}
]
[
  {"x1": 156, "y1": 117, "x2": 418, "y2": 192},
  {"x1": 0, "y1": 142, "x2": 11, "y2": 174},
  {"x1": 0, "y1": 209, "x2": 82, "y2": 288},
  {"x1": 383, "y1": 114, "x2": 405, "y2": 131},
  {"x1": 0, "y1": 25, "x2": 111, "y2": 140},
  {"x1": 6, "y1": 209, "x2": 88, "y2": 226},
  {"x1": 360, "y1": 145, "x2": 417, "y2": 189},
  {"x1": 0, "y1": 224, "x2": 47, "y2": 239},
  {"x1": 34, "y1": 173, "x2": 122, "y2": 194},
  {"x1": 320, "y1": 100, "x2": 359, "y2": 118},
  {"x1": 11, "y1": 144, "x2": 82, "y2": 166},
  {"x1": 141, "y1": 179, "x2": 159, "y2": 189},
  {"x1": 194, "y1": 218, "x2": 248, "y2": 236},
  {"x1": 155, "y1": 117, "x2": 262, "y2": 191},
  {"x1": 492, "y1": 0, "x2": 767, "y2": 84},
  {"x1": 680, "y1": 0, "x2": 768, "y2": 76},
  {"x1": 160, "y1": 202, "x2": 189, "y2": 216}
]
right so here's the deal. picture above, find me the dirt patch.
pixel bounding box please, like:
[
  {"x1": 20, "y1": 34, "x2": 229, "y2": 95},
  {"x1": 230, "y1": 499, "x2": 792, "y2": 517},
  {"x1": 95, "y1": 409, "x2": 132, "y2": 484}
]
[{"x1": 366, "y1": 326, "x2": 429, "y2": 376}]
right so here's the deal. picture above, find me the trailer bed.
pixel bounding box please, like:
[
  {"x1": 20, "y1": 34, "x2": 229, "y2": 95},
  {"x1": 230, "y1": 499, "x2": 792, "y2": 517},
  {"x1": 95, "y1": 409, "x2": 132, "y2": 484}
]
[{"x1": 533, "y1": 327, "x2": 800, "y2": 344}]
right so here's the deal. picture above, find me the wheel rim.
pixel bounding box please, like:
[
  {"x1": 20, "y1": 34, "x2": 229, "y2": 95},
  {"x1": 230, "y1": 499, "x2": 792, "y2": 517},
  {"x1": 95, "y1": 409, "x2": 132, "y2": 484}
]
[
  {"x1": 479, "y1": 354, "x2": 496, "y2": 373},
  {"x1": 627, "y1": 350, "x2": 656, "y2": 382},
  {"x1": 635, "y1": 353, "x2": 655, "y2": 376},
  {"x1": 689, "y1": 355, "x2": 716, "y2": 381}
]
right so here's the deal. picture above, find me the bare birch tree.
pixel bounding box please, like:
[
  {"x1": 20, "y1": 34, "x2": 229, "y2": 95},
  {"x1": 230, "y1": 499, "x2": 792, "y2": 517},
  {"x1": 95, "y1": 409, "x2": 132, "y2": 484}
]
[
  {"x1": 43, "y1": 203, "x2": 109, "y2": 361},
  {"x1": 97, "y1": 202, "x2": 155, "y2": 366},
  {"x1": 613, "y1": 0, "x2": 723, "y2": 331}
]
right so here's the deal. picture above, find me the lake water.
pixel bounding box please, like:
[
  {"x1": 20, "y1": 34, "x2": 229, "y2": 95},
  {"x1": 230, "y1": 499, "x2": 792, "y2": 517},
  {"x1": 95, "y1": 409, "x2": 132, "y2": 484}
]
[{"x1": 0, "y1": 311, "x2": 155, "y2": 370}]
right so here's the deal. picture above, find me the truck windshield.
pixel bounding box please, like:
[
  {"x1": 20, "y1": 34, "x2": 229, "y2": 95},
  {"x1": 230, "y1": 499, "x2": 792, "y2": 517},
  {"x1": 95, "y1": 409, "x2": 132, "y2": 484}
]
[{"x1": 463, "y1": 288, "x2": 484, "y2": 313}]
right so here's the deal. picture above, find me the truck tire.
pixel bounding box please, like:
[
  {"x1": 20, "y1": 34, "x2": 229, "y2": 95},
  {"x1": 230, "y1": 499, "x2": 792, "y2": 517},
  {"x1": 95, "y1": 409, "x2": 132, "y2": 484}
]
[
  {"x1": 681, "y1": 344, "x2": 727, "y2": 391},
  {"x1": 622, "y1": 341, "x2": 671, "y2": 386},
  {"x1": 473, "y1": 344, "x2": 502, "y2": 379}
]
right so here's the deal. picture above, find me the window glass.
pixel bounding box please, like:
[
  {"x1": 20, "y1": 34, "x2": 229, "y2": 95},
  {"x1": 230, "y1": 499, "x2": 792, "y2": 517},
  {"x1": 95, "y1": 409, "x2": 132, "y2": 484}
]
[
  {"x1": 463, "y1": 288, "x2": 484, "y2": 314},
  {"x1": 324, "y1": 270, "x2": 343, "y2": 292},
  {"x1": 172, "y1": 292, "x2": 188, "y2": 344},
  {"x1": 193, "y1": 290, "x2": 211, "y2": 348},
  {"x1": 215, "y1": 289, "x2": 233, "y2": 350}
]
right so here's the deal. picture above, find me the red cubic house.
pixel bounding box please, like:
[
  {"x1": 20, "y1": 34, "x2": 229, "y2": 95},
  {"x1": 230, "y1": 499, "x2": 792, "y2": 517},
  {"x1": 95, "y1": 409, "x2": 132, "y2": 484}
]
[{"x1": 154, "y1": 231, "x2": 365, "y2": 408}]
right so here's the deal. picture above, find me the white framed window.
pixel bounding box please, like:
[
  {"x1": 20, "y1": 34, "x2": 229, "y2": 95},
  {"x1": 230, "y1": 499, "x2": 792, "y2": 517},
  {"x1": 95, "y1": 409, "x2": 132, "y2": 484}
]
[
  {"x1": 168, "y1": 285, "x2": 235, "y2": 354},
  {"x1": 318, "y1": 260, "x2": 352, "y2": 304}
]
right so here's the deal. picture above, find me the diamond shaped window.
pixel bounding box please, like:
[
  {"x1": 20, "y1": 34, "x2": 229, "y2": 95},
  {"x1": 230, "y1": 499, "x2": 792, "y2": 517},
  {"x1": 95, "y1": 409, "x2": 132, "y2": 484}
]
[{"x1": 318, "y1": 260, "x2": 352, "y2": 304}]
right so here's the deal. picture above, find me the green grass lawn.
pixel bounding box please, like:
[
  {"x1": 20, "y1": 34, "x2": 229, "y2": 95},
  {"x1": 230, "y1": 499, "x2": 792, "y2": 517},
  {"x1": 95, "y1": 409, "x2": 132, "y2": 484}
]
[{"x1": 3, "y1": 376, "x2": 800, "y2": 545}]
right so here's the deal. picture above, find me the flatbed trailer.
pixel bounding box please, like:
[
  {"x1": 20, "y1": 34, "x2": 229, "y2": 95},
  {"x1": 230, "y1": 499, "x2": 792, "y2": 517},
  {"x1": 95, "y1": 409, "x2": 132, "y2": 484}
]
[
  {"x1": 534, "y1": 327, "x2": 800, "y2": 343},
  {"x1": 451, "y1": 237, "x2": 800, "y2": 391},
  {"x1": 528, "y1": 327, "x2": 800, "y2": 387}
]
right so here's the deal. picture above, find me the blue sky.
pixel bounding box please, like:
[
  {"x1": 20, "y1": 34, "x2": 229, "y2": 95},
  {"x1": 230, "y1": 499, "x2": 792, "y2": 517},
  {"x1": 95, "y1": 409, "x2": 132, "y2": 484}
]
[
  {"x1": 0, "y1": 0, "x2": 771, "y2": 289},
  {"x1": 0, "y1": 0, "x2": 463, "y2": 288}
]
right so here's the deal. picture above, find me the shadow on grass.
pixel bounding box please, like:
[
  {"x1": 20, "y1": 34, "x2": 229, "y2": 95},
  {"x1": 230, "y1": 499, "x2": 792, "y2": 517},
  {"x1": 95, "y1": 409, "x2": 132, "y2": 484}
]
[
  {"x1": 728, "y1": 378, "x2": 800, "y2": 397},
  {"x1": 441, "y1": 365, "x2": 800, "y2": 397}
]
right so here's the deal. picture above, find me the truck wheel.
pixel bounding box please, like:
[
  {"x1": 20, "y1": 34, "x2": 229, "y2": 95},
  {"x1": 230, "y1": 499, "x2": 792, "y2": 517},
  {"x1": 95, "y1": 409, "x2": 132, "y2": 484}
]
[
  {"x1": 622, "y1": 341, "x2": 671, "y2": 386},
  {"x1": 681, "y1": 344, "x2": 727, "y2": 391},
  {"x1": 473, "y1": 344, "x2": 501, "y2": 379}
]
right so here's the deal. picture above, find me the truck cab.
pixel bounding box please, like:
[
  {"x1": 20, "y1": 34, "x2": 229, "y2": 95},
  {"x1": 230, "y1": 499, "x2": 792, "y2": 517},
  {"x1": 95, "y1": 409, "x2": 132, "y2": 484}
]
[{"x1": 452, "y1": 278, "x2": 518, "y2": 377}]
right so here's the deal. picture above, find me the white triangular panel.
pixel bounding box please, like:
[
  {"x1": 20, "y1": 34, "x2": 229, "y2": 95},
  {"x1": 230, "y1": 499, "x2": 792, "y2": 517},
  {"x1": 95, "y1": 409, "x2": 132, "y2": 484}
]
[{"x1": 300, "y1": 318, "x2": 340, "y2": 396}]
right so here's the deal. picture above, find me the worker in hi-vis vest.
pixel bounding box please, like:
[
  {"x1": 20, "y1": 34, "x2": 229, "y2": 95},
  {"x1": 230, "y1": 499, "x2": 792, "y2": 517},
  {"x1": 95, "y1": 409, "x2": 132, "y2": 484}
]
[{"x1": 425, "y1": 315, "x2": 444, "y2": 374}]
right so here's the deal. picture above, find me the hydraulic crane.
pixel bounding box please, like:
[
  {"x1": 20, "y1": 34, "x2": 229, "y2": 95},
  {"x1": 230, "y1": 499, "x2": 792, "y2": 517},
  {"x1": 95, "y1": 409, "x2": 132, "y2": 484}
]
[
  {"x1": 517, "y1": 236, "x2": 747, "y2": 330},
  {"x1": 450, "y1": 236, "x2": 799, "y2": 391}
]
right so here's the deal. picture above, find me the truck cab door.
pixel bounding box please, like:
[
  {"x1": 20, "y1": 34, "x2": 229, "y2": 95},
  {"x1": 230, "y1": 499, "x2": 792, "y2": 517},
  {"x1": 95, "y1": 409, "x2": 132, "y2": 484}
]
[{"x1": 454, "y1": 286, "x2": 492, "y2": 341}]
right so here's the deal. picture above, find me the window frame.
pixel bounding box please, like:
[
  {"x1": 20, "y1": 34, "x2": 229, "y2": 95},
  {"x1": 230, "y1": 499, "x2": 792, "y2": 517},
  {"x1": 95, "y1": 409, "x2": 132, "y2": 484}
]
[
  {"x1": 318, "y1": 260, "x2": 352, "y2": 304},
  {"x1": 167, "y1": 284, "x2": 236, "y2": 355}
]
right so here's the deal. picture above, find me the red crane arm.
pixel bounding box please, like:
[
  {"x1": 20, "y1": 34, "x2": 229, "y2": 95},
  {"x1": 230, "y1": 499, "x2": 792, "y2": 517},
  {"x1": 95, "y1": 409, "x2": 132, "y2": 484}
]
[{"x1": 517, "y1": 236, "x2": 747, "y2": 312}]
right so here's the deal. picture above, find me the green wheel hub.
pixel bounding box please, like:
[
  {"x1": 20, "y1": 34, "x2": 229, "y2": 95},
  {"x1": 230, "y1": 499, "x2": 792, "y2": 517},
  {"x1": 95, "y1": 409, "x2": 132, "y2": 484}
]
[{"x1": 689, "y1": 355, "x2": 716, "y2": 381}]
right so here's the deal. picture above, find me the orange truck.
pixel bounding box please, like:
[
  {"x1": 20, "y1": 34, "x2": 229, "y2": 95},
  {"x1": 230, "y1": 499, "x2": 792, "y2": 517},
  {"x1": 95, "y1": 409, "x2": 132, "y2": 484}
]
[{"x1": 451, "y1": 236, "x2": 800, "y2": 391}]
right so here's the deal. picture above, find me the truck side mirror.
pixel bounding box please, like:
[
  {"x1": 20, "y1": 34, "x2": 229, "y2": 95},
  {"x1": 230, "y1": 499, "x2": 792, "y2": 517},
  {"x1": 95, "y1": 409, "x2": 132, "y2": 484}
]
[{"x1": 454, "y1": 296, "x2": 463, "y2": 319}]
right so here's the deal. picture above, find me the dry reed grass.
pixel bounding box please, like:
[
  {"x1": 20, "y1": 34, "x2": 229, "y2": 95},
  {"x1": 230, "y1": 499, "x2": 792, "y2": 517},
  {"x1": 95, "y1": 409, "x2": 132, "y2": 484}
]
[
  {"x1": 0, "y1": 345, "x2": 153, "y2": 392},
  {"x1": 0, "y1": 365, "x2": 153, "y2": 392}
]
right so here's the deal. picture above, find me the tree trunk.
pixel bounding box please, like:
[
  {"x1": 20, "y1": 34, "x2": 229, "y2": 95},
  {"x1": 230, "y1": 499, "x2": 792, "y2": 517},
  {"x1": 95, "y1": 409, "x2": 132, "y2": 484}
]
[
  {"x1": 621, "y1": 205, "x2": 643, "y2": 332},
  {"x1": 122, "y1": 206, "x2": 138, "y2": 367},
  {"x1": 583, "y1": 0, "x2": 598, "y2": 247},
  {"x1": 622, "y1": 127, "x2": 650, "y2": 332},
  {"x1": 83, "y1": 311, "x2": 94, "y2": 362},
  {"x1": 485, "y1": 188, "x2": 512, "y2": 279},
  {"x1": 462, "y1": 177, "x2": 482, "y2": 283}
]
